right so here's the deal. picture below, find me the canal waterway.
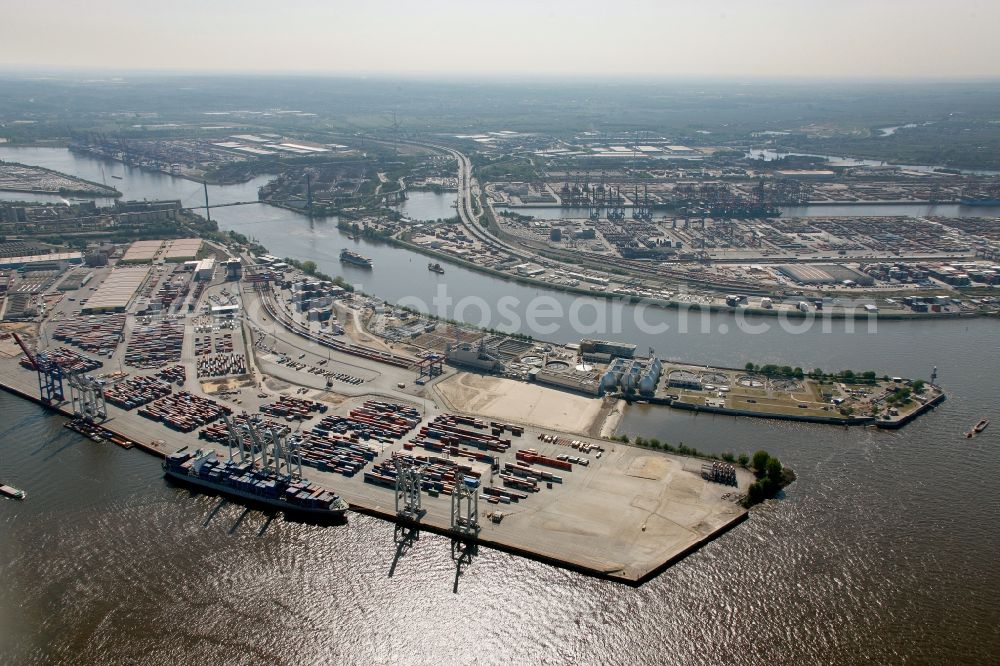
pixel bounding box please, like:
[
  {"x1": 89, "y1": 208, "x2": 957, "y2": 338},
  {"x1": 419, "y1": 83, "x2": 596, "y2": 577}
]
[{"x1": 1, "y1": 146, "x2": 999, "y2": 663}]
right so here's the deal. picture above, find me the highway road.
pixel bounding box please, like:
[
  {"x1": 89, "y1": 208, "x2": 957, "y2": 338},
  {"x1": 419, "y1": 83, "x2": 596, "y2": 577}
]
[{"x1": 409, "y1": 140, "x2": 535, "y2": 263}]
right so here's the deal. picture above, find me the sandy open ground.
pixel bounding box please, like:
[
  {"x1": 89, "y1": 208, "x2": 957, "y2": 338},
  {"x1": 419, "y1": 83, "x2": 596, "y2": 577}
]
[{"x1": 434, "y1": 372, "x2": 605, "y2": 433}]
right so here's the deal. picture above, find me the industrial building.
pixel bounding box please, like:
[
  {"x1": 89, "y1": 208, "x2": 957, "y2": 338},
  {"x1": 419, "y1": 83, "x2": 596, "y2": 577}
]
[
  {"x1": 579, "y1": 338, "x2": 637, "y2": 362},
  {"x1": 290, "y1": 278, "x2": 341, "y2": 313},
  {"x1": 307, "y1": 307, "x2": 332, "y2": 322},
  {"x1": 194, "y1": 257, "x2": 216, "y2": 282},
  {"x1": 57, "y1": 269, "x2": 94, "y2": 292},
  {"x1": 0, "y1": 252, "x2": 83, "y2": 270},
  {"x1": 446, "y1": 340, "x2": 502, "y2": 372},
  {"x1": 777, "y1": 264, "x2": 874, "y2": 287},
  {"x1": 210, "y1": 304, "x2": 240, "y2": 318},
  {"x1": 81, "y1": 266, "x2": 151, "y2": 313},
  {"x1": 224, "y1": 258, "x2": 243, "y2": 281},
  {"x1": 163, "y1": 238, "x2": 202, "y2": 262},
  {"x1": 120, "y1": 240, "x2": 164, "y2": 264},
  {"x1": 531, "y1": 366, "x2": 602, "y2": 395},
  {"x1": 120, "y1": 238, "x2": 203, "y2": 264}
]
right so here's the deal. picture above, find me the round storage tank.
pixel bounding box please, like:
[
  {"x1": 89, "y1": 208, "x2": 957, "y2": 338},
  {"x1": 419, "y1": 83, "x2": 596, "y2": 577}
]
[
  {"x1": 600, "y1": 371, "x2": 616, "y2": 392},
  {"x1": 621, "y1": 371, "x2": 637, "y2": 392}
]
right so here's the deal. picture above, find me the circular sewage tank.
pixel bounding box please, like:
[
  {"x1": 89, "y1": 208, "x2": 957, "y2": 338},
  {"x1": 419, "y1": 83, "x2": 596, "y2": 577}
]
[
  {"x1": 667, "y1": 369, "x2": 700, "y2": 385},
  {"x1": 771, "y1": 379, "x2": 803, "y2": 392},
  {"x1": 521, "y1": 355, "x2": 543, "y2": 366},
  {"x1": 737, "y1": 375, "x2": 765, "y2": 388},
  {"x1": 575, "y1": 363, "x2": 594, "y2": 372},
  {"x1": 544, "y1": 360, "x2": 571, "y2": 372}
]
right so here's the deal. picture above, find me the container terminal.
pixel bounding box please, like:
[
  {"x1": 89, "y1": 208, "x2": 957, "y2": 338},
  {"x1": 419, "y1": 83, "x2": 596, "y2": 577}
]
[{"x1": 0, "y1": 238, "x2": 944, "y2": 582}]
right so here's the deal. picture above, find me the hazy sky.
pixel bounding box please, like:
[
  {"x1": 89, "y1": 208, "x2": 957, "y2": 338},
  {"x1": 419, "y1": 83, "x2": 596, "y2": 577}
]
[{"x1": 2, "y1": 0, "x2": 998, "y2": 78}]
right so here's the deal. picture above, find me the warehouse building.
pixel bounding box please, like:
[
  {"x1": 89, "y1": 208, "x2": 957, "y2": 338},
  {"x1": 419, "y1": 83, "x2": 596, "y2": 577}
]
[
  {"x1": 0, "y1": 252, "x2": 83, "y2": 270},
  {"x1": 163, "y1": 238, "x2": 202, "y2": 262},
  {"x1": 120, "y1": 238, "x2": 203, "y2": 264},
  {"x1": 81, "y1": 266, "x2": 151, "y2": 313},
  {"x1": 778, "y1": 263, "x2": 874, "y2": 286},
  {"x1": 120, "y1": 240, "x2": 163, "y2": 264}
]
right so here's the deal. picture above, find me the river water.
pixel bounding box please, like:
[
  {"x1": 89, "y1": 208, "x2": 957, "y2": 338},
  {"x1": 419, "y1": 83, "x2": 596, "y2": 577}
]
[
  {"x1": 747, "y1": 148, "x2": 1000, "y2": 177},
  {"x1": 506, "y1": 202, "x2": 1000, "y2": 219},
  {"x1": 1, "y1": 147, "x2": 999, "y2": 664}
]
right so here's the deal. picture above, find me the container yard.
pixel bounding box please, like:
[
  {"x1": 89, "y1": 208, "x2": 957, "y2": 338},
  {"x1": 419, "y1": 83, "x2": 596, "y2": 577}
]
[
  {"x1": 52, "y1": 314, "x2": 126, "y2": 353},
  {"x1": 0, "y1": 239, "x2": 798, "y2": 583},
  {"x1": 125, "y1": 319, "x2": 184, "y2": 368},
  {"x1": 196, "y1": 353, "x2": 247, "y2": 378},
  {"x1": 103, "y1": 375, "x2": 173, "y2": 409},
  {"x1": 138, "y1": 391, "x2": 230, "y2": 432},
  {"x1": 18, "y1": 346, "x2": 102, "y2": 373},
  {"x1": 0, "y1": 327, "x2": 751, "y2": 583},
  {"x1": 0, "y1": 161, "x2": 119, "y2": 197}
]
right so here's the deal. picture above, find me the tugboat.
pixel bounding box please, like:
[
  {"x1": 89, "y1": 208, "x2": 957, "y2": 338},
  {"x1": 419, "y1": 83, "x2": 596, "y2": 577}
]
[
  {"x1": 340, "y1": 248, "x2": 373, "y2": 269},
  {"x1": 428, "y1": 262, "x2": 445, "y2": 274}
]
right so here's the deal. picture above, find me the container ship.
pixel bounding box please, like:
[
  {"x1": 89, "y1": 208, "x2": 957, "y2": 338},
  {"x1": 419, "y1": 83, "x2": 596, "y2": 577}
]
[
  {"x1": 340, "y1": 249, "x2": 373, "y2": 268},
  {"x1": 428, "y1": 262, "x2": 445, "y2": 274},
  {"x1": 709, "y1": 202, "x2": 781, "y2": 219},
  {"x1": 959, "y1": 197, "x2": 1000, "y2": 206},
  {"x1": 959, "y1": 186, "x2": 1000, "y2": 207},
  {"x1": 163, "y1": 448, "x2": 349, "y2": 519}
]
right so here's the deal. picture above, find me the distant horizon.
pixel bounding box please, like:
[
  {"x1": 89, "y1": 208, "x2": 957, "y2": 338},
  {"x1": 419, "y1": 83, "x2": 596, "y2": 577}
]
[
  {"x1": 3, "y1": 0, "x2": 999, "y2": 79},
  {"x1": 3, "y1": 67, "x2": 1000, "y2": 86}
]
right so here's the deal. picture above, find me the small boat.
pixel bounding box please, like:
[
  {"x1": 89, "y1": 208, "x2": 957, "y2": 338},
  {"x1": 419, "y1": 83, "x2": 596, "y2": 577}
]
[
  {"x1": 111, "y1": 175, "x2": 123, "y2": 180},
  {"x1": 428, "y1": 262, "x2": 445, "y2": 274},
  {"x1": 965, "y1": 420, "x2": 989, "y2": 438},
  {"x1": 0, "y1": 484, "x2": 26, "y2": 500}
]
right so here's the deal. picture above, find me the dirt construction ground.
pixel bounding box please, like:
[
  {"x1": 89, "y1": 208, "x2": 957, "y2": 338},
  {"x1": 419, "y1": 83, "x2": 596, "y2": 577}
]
[{"x1": 434, "y1": 372, "x2": 605, "y2": 434}]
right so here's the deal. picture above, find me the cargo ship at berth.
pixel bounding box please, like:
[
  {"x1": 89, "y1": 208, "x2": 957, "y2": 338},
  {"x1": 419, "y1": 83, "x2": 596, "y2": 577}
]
[
  {"x1": 340, "y1": 249, "x2": 373, "y2": 268},
  {"x1": 959, "y1": 186, "x2": 1000, "y2": 207},
  {"x1": 709, "y1": 202, "x2": 781, "y2": 219},
  {"x1": 959, "y1": 197, "x2": 1000, "y2": 206},
  {"x1": 163, "y1": 448, "x2": 349, "y2": 519}
]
